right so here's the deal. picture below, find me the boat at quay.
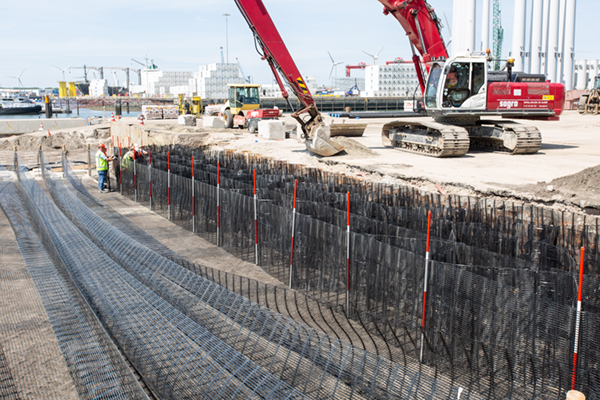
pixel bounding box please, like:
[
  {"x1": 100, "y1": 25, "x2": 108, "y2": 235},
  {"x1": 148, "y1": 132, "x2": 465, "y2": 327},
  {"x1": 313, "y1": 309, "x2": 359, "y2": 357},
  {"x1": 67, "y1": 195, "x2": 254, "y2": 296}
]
[{"x1": 0, "y1": 97, "x2": 42, "y2": 115}]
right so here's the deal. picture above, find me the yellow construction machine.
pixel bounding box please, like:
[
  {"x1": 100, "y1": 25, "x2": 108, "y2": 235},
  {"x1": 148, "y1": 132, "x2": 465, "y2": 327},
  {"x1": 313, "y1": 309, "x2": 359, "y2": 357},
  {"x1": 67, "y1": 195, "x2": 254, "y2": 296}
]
[
  {"x1": 220, "y1": 84, "x2": 280, "y2": 133},
  {"x1": 178, "y1": 94, "x2": 204, "y2": 117},
  {"x1": 579, "y1": 76, "x2": 600, "y2": 115}
]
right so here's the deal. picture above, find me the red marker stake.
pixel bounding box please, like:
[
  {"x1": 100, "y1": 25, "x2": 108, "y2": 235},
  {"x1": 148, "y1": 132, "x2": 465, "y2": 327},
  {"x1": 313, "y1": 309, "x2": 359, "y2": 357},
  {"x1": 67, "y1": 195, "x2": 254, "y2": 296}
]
[
  {"x1": 167, "y1": 151, "x2": 171, "y2": 221},
  {"x1": 420, "y1": 211, "x2": 432, "y2": 363},
  {"x1": 192, "y1": 156, "x2": 195, "y2": 233},
  {"x1": 119, "y1": 145, "x2": 122, "y2": 195},
  {"x1": 572, "y1": 247, "x2": 585, "y2": 390},
  {"x1": 148, "y1": 148, "x2": 152, "y2": 210},
  {"x1": 133, "y1": 148, "x2": 137, "y2": 202},
  {"x1": 289, "y1": 179, "x2": 298, "y2": 288},
  {"x1": 254, "y1": 169, "x2": 258, "y2": 265}
]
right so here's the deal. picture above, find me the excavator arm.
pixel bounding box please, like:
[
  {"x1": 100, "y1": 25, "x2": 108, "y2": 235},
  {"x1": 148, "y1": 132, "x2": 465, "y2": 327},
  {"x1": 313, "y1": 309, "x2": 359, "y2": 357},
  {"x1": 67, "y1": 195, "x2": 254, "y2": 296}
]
[
  {"x1": 376, "y1": 0, "x2": 448, "y2": 93},
  {"x1": 234, "y1": 0, "x2": 345, "y2": 156}
]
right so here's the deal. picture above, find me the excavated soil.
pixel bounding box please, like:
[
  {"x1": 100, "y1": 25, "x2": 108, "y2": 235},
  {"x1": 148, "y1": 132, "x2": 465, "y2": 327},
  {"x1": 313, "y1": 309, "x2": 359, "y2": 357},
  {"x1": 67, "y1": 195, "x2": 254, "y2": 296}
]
[
  {"x1": 517, "y1": 164, "x2": 600, "y2": 211},
  {"x1": 0, "y1": 127, "x2": 111, "y2": 152},
  {"x1": 330, "y1": 137, "x2": 379, "y2": 159}
]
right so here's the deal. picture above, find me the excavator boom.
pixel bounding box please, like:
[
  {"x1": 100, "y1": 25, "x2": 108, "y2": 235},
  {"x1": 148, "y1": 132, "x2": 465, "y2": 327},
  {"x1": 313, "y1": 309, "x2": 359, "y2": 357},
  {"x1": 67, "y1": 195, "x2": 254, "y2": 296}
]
[
  {"x1": 377, "y1": 0, "x2": 448, "y2": 60},
  {"x1": 376, "y1": 0, "x2": 448, "y2": 92},
  {"x1": 234, "y1": 0, "x2": 347, "y2": 156}
]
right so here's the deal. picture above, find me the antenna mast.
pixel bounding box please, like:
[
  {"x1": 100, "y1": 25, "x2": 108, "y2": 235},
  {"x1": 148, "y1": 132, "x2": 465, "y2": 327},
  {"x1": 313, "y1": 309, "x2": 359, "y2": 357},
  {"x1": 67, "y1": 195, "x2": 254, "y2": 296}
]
[{"x1": 492, "y1": 0, "x2": 504, "y2": 70}]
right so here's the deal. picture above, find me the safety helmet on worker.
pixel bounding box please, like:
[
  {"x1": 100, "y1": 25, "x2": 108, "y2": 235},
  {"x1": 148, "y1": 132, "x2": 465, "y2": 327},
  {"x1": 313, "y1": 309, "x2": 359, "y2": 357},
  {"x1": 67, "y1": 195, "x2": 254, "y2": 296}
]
[{"x1": 98, "y1": 143, "x2": 107, "y2": 149}]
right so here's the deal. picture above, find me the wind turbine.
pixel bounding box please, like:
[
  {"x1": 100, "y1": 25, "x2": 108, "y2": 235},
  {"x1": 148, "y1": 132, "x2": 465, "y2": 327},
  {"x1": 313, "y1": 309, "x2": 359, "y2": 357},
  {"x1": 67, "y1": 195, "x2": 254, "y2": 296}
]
[
  {"x1": 7, "y1": 69, "x2": 26, "y2": 88},
  {"x1": 328, "y1": 51, "x2": 344, "y2": 90},
  {"x1": 52, "y1": 64, "x2": 75, "y2": 81},
  {"x1": 362, "y1": 46, "x2": 385, "y2": 65}
]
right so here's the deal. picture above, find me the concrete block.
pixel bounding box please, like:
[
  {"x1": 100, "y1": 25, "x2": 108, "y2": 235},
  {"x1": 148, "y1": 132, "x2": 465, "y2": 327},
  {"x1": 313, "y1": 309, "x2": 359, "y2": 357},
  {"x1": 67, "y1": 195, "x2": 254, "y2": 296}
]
[
  {"x1": 258, "y1": 120, "x2": 285, "y2": 140},
  {"x1": 178, "y1": 115, "x2": 197, "y2": 126},
  {"x1": 203, "y1": 116, "x2": 225, "y2": 129}
]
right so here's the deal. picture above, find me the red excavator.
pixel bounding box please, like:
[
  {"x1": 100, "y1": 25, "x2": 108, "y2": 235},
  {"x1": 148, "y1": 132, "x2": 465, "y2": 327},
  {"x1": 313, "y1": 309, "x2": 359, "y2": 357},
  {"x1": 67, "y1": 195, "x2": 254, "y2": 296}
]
[
  {"x1": 234, "y1": 0, "x2": 368, "y2": 157},
  {"x1": 377, "y1": 0, "x2": 565, "y2": 156}
]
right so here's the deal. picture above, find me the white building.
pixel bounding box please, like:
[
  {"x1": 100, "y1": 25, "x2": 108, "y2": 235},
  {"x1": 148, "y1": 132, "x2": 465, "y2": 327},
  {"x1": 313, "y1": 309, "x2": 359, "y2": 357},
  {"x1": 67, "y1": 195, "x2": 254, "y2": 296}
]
[
  {"x1": 146, "y1": 70, "x2": 193, "y2": 96},
  {"x1": 89, "y1": 79, "x2": 108, "y2": 97},
  {"x1": 195, "y1": 63, "x2": 245, "y2": 100},
  {"x1": 363, "y1": 63, "x2": 421, "y2": 98},
  {"x1": 128, "y1": 70, "x2": 193, "y2": 97}
]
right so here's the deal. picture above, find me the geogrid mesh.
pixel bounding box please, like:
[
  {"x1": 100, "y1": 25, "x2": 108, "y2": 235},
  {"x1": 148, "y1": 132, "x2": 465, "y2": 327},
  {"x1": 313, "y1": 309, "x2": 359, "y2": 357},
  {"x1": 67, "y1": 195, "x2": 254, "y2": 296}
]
[
  {"x1": 111, "y1": 144, "x2": 600, "y2": 399},
  {"x1": 0, "y1": 165, "x2": 148, "y2": 400},
  {"x1": 49, "y1": 152, "x2": 477, "y2": 399},
  {"x1": 16, "y1": 156, "x2": 314, "y2": 399},
  {"x1": 0, "y1": 190, "x2": 79, "y2": 399}
]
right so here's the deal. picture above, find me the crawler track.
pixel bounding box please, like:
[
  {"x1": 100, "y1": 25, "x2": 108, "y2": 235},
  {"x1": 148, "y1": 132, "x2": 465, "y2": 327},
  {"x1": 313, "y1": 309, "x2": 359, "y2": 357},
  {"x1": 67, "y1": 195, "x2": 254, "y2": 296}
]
[
  {"x1": 382, "y1": 119, "x2": 470, "y2": 157},
  {"x1": 383, "y1": 118, "x2": 542, "y2": 156},
  {"x1": 466, "y1": 120, "x2": 542, "y2": 154}
]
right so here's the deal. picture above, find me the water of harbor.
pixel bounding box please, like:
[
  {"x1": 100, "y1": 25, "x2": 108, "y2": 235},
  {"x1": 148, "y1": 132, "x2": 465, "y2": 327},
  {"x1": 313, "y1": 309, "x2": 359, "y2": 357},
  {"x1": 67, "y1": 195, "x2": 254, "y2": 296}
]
[{"x1": 0, "y1": 108, "x2": 141, "y2": 120}]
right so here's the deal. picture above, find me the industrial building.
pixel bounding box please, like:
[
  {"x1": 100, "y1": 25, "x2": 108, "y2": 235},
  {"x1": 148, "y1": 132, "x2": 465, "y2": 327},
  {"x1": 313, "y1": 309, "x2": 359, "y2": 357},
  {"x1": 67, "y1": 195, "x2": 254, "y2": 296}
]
[{"x1": 363, "y1": 62, "x2": 421, "y2": 98}]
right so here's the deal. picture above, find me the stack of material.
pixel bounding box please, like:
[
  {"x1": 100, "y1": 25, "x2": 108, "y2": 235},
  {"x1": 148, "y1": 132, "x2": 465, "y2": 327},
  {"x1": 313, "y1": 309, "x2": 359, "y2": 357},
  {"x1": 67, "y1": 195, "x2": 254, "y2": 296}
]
[
  {"x1": 141, "y1": 105, "x2": 163, "y2": 120},
  {"x1": 162, "y1": 106, "x2": 179, "y2": 119}
]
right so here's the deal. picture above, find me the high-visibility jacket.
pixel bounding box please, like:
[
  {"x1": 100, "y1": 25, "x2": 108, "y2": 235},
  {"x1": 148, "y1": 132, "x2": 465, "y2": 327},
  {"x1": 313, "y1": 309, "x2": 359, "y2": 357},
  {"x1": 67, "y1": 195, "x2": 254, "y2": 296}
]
[
  {"x1": 123, "y1": 150, "x2": 135, "y2": 161},
  {"x1": 96, "y1": 150, "x2": 109, "y2": 171}
]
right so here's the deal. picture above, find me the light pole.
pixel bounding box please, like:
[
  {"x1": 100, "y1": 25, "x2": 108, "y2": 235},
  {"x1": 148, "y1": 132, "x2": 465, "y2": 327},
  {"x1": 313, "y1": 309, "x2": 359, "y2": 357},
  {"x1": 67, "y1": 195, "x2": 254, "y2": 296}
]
[{"x1": 223, "y1": 13, "x2": 230, "y2": 64}]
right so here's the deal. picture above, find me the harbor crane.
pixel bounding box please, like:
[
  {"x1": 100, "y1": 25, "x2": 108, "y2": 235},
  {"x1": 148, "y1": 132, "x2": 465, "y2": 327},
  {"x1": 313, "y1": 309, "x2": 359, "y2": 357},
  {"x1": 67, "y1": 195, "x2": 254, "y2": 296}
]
[
  {"x1": 72, "y1": 66, "x2": 104, "y2": 82},
  {"x1": 131, "y1": 57, "x2": 158, "y2": 70}
]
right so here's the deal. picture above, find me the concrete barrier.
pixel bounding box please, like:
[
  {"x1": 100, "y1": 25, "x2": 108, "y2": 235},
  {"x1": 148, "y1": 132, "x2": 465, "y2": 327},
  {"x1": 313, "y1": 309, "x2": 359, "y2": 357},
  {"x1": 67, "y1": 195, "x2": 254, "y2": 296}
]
[
  {"x1": 258, "y1": 120, "x2": 285, "y2": 140},
  {"x1": 0, "y1": 118, "x2": 89, "y2": 136},
  {"x1": 203, "y1": 116, "x2": 225, "y2": 129}
]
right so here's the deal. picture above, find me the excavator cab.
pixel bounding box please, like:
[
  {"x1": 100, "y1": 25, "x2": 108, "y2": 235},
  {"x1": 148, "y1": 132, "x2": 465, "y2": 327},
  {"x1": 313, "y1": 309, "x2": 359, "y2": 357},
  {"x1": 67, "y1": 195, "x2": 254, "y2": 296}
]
[{"x1": 425, "y1": 58, "x2": 487, "y2": 111}]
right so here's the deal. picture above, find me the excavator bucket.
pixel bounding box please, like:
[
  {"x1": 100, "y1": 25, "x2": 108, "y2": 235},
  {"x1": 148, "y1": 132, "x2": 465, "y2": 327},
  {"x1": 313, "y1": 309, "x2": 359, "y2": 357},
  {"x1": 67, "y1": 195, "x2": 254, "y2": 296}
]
[
  {"x1": 305, "y1": 124, "x2": 345, "y2": 157},
  {"x1": 329, "y1": 123, "x2": 368, "y2": 137}
]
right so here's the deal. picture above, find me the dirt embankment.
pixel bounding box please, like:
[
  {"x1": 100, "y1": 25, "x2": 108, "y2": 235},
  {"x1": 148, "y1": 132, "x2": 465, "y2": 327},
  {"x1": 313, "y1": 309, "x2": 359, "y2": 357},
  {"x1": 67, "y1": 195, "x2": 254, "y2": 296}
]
[
  {"x1": 0, "y1": 127, "x2": 111, "y2": 152},
  {"x1": 518, "y1": 165, "x2": 600, "y2": 212}
]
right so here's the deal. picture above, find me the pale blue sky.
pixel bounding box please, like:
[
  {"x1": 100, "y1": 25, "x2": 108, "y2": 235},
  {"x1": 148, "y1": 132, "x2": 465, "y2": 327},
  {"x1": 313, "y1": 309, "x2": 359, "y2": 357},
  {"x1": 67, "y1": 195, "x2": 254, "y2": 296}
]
[{"x1": 0, "y1": 0, "x2": 596, "y2": 89}]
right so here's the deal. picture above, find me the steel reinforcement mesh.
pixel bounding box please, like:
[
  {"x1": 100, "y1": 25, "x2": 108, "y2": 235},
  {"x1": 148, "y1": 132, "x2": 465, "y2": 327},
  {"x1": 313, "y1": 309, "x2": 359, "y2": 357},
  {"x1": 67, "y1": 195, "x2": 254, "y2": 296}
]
[
  {"x1": 110, "y1": 144, "x2": 600, "y2": 399},
  {"x1": 6, "y1": 151, "x2": 479, "y2": 399}
]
